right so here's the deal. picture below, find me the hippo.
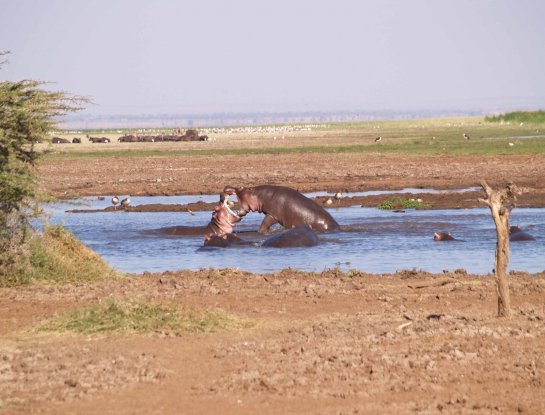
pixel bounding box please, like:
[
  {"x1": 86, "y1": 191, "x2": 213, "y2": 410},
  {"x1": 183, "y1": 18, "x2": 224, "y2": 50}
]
[
  {"x1": 261, "y1": 224, "x2": 320, "y2": 248},
  {"x1": 434, "y1": 231, "x2": 455, "y2": 241},
  {"x1": 509, "y1": 225, "x2": 535, "y2": 242},
  {"x1": 223, "y1": 184, "x2": 340, "y2": 234},
  {"x1": 52, "y1": 137, "x2": 70, "y2": 144},
  {"x1": 89, "y1": 136, "x2": 111, "y2": 143},
  {"x1": 202, "y1": 195, "x2": 249, "y2": 247}
]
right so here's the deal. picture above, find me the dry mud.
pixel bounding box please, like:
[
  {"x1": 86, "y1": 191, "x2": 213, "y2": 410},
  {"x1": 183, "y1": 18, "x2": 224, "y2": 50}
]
[{"x1": 2, "y1": 269, "x2": 545, "y2": 414}]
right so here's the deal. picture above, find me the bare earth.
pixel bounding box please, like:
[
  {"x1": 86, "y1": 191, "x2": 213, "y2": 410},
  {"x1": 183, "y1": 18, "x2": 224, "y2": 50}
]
[
  {"x1": 2, "y1": 139, "x2": 544, "y2": 413},
  {"x1": 2, "y1": 270, "x2": 545, "y2": 414}
]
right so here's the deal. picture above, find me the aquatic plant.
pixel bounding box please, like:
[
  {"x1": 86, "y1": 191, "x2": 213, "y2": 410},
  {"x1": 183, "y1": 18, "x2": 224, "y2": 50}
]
[{"x1": 377, "y1": 197, "x2": 430, "y2": 210}]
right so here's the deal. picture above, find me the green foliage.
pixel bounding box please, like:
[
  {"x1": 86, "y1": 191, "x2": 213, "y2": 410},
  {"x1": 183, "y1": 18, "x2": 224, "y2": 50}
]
[
  {"x1": 35, "y1": 298, "x2": 251, "y2": 335},
  {"x1": 0, "y1": 52, "x2": 85, "y2": 278},
  {"x1": 378, "y1": 197, "x2": 430, "y2": 210},
  {"x1": 1, "y1": 225, "x2": 116, "y2": 287},
  {"x1": 485, "y1": 110, "x2": 545, "y2": 123}
]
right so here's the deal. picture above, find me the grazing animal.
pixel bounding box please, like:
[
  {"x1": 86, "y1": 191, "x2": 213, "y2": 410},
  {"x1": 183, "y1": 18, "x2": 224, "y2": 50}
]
[
  {"x1": 52, "y1": 137, "x2": 70, "y2": 144},
  {"x1": 434, "y1": 232, "x2": 455, "y2": 241},
  {"x1": 374, "y1": 136, "x2": 382, "y2": 143},
  {"x1": 463, "y1": 133, "x2": 470, "y2": 140},
  {"x1": 72, "y1": 138, "x2": 81, "y2": 143},
  {"x1": 112, "y1": 196, "x2": 120, "y2": 210},
  {"x1": 89, "y1": 136, "x2": 111, "y2": 143}
]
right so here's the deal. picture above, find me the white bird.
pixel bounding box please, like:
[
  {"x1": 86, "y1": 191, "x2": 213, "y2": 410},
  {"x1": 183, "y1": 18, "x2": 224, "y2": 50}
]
[
  {"x1": 509, "y1": 142, "x2": 514, "y2": 147},
  {"x1": 463, "y1": 133, "x2": 470, "y2": 140},
  {"x1": 374, "y1": 136, "x2": 382, "y2": 143},
  {"x1": 334, "y1": 192, "x2": 343, "y2": 200},
  {"x1": 325, "y1": 198, "x2": 333, "y2": 206},
  {"x1": 120, "y1": 197, "x2": 130, "y2": 209},
  {"x1": 112, "y1": 196, "x2": 120, "y2": 210}
]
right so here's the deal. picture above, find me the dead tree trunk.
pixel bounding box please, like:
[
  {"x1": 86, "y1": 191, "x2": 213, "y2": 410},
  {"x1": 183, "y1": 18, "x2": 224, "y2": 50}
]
[{"x1": 478, "y1": 181, "x2": 524, "y2": 318}]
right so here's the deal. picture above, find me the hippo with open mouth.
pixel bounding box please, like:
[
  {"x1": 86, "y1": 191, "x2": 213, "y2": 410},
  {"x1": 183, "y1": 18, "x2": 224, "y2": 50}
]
[
  {"x1": 202, "y1": 191, "x2": 321, "y2": 248},
  {"x1": 223, "y1": 184, "x2": 340, "y2": 234},
  {"x1": 203, "y1": 194, "x2": 249, "y2": 247}
]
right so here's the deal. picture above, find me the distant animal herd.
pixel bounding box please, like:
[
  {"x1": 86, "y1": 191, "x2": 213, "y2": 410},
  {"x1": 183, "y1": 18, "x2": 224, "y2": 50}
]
[{"x1": 51, "y1": 129, "x2": 209, "y2": 144}]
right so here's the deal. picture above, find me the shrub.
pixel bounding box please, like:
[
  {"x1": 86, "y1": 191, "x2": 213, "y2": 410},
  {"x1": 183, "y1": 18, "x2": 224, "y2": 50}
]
[{"x1": 378, "y1": 196, "x2": 430, "y2": 210}]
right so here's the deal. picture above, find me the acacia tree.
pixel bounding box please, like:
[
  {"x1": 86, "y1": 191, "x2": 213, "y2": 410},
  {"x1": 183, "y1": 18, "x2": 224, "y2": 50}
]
[{"x1": 0, "y1": 52, "x2": 84, "y2": 278}]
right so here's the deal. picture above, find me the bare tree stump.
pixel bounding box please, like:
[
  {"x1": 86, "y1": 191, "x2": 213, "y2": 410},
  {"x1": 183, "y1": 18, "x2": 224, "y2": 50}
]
[{"x1": 478, "y1": 181, "x2": 525, "y2": 318}]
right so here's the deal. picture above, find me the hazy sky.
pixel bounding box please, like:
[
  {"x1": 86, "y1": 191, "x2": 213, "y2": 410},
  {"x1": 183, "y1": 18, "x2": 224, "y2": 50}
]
[{"x1": 2, "y1": 0, "x2": 545, "y2": 116}]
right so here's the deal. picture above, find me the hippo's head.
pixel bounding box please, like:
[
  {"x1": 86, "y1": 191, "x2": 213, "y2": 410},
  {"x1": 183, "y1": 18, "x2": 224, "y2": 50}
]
[
  {"x1": 433, "y1": 231, "x2": 454, "y2": 241},
  {"x1": 204, "y1": 196, "x2": 242, "y2": 242},
  {"x1": 509, "y1": 225, "x2": 521, "y2": 235},
  {"x1": 224, "y1": 185, "x2": 261, "y2": 214}
]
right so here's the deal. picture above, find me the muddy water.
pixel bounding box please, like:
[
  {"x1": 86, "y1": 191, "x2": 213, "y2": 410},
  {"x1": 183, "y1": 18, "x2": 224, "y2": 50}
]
[{"x1": 45, "y1": 197, "x2": 545, "y2": 274}]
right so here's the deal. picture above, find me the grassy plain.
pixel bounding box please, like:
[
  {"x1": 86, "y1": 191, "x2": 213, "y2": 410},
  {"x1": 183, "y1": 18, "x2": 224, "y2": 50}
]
[{"x1": 44, "y1": 116, "x2": 545, "y2": 159}]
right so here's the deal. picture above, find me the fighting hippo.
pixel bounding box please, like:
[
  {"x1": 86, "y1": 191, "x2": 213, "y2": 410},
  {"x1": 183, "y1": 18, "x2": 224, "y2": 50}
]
[
  {"x1": 223, "y1": 184, "x2": 340, "y2": 234},
  {"x1": 261, "y1": 224, "x2": 320, "y2": 248},
  {"x1": 433, "y1": 231, "x2": 455, "y2": 241},
  {"x1": 509, "y1": 225, "x2": 535, "y2": 242},
  {"x1": 203, "y1": 195, "x2": 249, "y2": 247}
]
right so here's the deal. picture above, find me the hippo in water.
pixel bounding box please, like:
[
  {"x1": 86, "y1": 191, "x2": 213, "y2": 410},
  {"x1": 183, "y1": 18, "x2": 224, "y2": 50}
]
[
  {"x1": 202, "y1": 192, "x2": 321, "y2": 248},
  {"x1": 223, "y1": 184, "x2": 340, "y2": 234},
  {"x1": 433, "y1": 231, "x2": 455, "y2": 241},
  {"x1": 203, "y1": 194, "x2": 248, "y2": 247},
  {"x1": 509, "y1": 225, "x2": 535, "y2": 242},
  {"x1": 261, "y1": 224, "x2": 320, "y2": 248}
]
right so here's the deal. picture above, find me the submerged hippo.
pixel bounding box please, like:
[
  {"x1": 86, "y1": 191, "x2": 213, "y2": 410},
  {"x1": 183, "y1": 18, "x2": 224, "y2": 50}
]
[
  {"x1": 223, "y1": 184, "x2": 340, "y2": 234},
  {"x1": 261, "y1": 224, "x2": 320, "y2": 248},
  {"x1": 433, "y1": 231, "x2": 455, "y2": 241},
  {"x1": 509, "y1": 225, "x2": 535, "y2": 242}
]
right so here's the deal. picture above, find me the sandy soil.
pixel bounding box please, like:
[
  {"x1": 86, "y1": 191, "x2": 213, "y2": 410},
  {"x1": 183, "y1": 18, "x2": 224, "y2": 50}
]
[
  {"x1": 1, "y1": 269, "x2": 545, "y2": 414},
  {"x1": 4, "y1": 136, "x2": 542, "y2": 413}
]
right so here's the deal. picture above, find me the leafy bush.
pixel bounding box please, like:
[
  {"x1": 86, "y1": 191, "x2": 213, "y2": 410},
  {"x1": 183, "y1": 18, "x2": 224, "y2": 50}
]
[{"x1": 0, "y1": 52, "x2": 84, "y2": 280}]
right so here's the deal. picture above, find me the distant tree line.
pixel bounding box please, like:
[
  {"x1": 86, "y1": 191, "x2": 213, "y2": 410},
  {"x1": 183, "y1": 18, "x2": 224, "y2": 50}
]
[{"x1": 485, "y1": 110, "x2": 545, "y2": 123}]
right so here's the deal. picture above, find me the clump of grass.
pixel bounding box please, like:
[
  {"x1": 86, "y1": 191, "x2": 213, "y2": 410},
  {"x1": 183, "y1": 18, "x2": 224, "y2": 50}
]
[
  {"x1": 35, "y1": 298, "x2": 251, "y2": 335},
  {"x1": 378, "y1": 196, "x2": 430, "y2": 210},
  {"x1": 2, "y1": 225, "x2": 117, "y2": 287}
]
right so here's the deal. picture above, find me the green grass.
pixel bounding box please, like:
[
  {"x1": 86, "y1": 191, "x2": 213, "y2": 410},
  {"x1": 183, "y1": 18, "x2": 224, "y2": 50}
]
[
  {"x1": 378, "y1": 196, "x2": 430, "y2": 210},
  {"x1": 44, "y1": 116, "x2": 545, "y2": 159},
  {"x1": 486, "y1": 110, "x2": 545, "y2": 123},
  {"x1": 34, "y1": 298, "x2": 251, "y2": 335},
  {"x1": 1, "y1": 225, "x2": 117, "y2": 287},
  {"x1": 41, "y1": 136, "x2": 545, "y2": 159}
]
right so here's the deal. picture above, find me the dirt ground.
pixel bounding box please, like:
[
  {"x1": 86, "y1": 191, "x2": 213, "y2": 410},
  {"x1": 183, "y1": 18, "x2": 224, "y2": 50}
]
[
  {"x1": 38, "y1": 152, "x2": 545, "y2": 207},
  {"x1": 3, "y1": 138, "x2": 543, "y2": 413},
  {"x1": 1, "y1": 270, "x2": 544, "y2": 414}
]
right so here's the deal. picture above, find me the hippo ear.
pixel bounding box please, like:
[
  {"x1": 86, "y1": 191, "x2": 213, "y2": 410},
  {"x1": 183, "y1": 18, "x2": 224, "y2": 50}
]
[{"x1": 223, "y1": 185, "x2": 236, "y2": 195}]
